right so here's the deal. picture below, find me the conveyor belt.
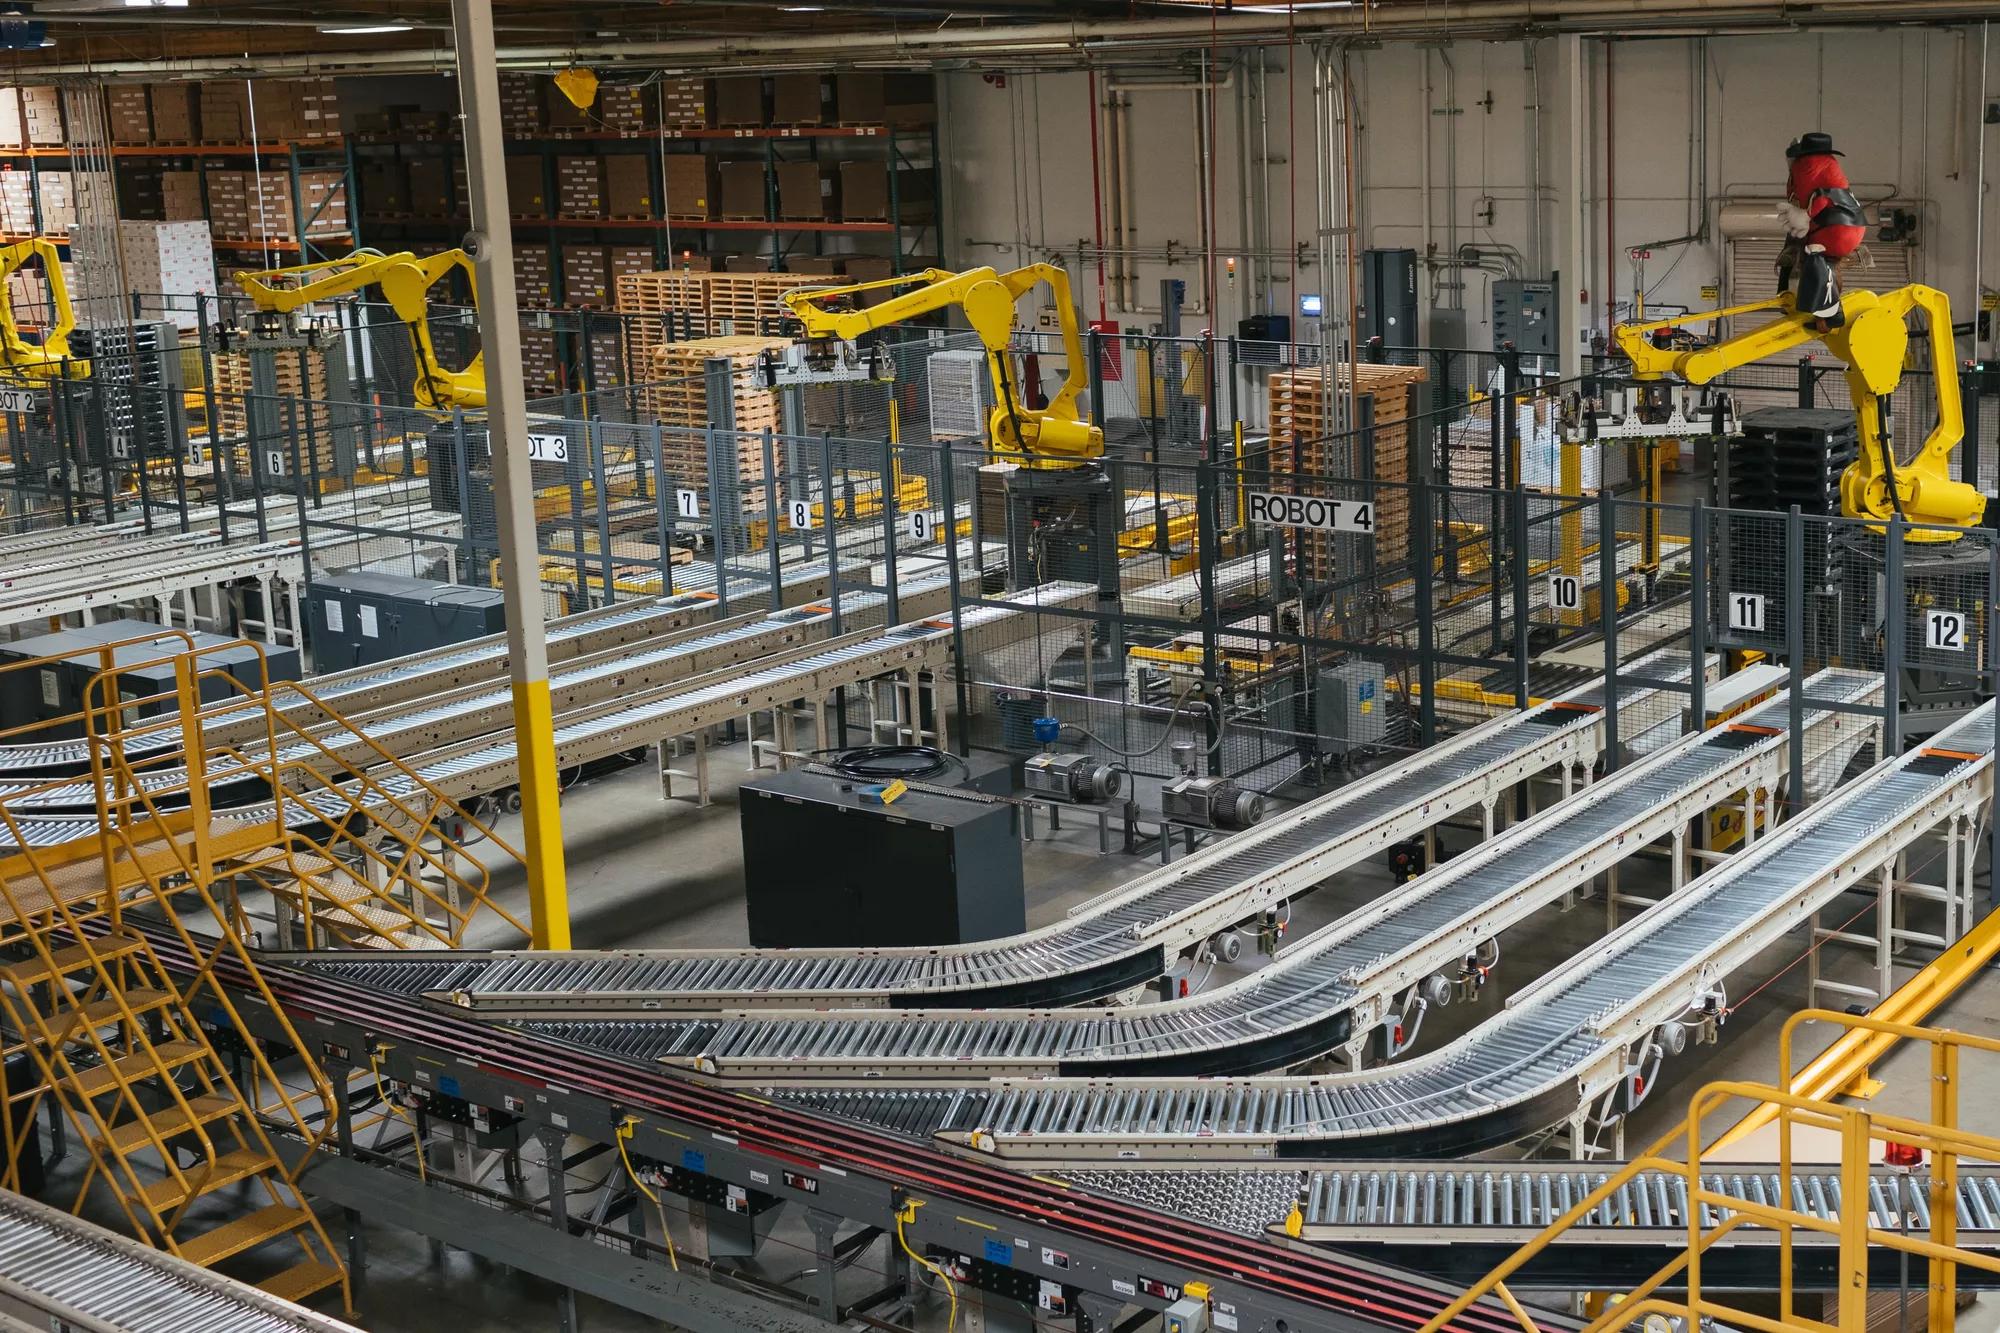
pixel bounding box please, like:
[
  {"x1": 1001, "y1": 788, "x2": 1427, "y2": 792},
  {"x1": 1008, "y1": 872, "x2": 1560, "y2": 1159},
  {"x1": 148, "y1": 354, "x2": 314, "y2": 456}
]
[
  {"x1": 0, "y1": 584, "x2": 1090, "y2": 850},
  {"x1": 0, "y1": 556, "x2": 865, "y2": 779},
  {"x1": 1122, "y1": 553, "x2": 1271, "y2": 620},
  {"x1": 531, "y1": 671, "x2": 1876, "y2": 1081},
  {"x1": 0, "y1": 539, "x2": 303, "y2": 630},
  {"x1": 0, "y1": 1187, "x2": 361, "y2": 1333},
  {"x1": 764, "y1": 703, "x2": 1987, "y2": 1162},
  {"x1": 273, "y1": 661, "x2": 1697, "y2": 1016}
]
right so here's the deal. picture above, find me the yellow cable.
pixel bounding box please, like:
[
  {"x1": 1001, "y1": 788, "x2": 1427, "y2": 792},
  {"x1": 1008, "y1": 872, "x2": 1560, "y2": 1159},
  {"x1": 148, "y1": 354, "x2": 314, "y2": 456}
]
[
  {"x1": 618, "y1": 1116, "x2": 679, "y2": 1272},
  {"x1": 895, "y1": 1199, "x2": 958, "y2": 1333},
  {"x1": 365, "y1": 1046, "x2": 426, "y2": 1184}
]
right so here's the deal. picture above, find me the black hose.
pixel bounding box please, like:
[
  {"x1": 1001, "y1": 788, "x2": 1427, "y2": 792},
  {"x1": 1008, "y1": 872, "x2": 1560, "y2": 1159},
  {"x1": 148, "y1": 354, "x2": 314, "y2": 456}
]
[{"x1": 816, "y1": 745, "x2": 965, "y2": 784}]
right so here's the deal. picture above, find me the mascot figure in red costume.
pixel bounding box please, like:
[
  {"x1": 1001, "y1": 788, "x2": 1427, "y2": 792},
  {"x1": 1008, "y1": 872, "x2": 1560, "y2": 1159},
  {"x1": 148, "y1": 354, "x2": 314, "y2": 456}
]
[{"x1": 1778, "y1": 131, "x2": 1868, "y2": 327}]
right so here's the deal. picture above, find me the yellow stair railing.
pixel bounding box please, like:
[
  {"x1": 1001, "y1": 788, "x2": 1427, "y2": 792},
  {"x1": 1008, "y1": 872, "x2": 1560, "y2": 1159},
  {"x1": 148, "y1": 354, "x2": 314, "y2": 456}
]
[
  {"x1": 0, "y1": 635, "x2": 348, "y2": 1309},
  {"x1": 1424, "y1": 1010, "x2": 2000, "y2": 1333}
]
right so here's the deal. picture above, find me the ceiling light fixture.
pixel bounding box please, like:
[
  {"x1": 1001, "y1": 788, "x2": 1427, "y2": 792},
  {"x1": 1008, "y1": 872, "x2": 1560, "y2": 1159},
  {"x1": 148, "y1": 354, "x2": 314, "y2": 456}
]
[
  {"x1": 318, "y1": 21, "x2": 412, "y2": 31},
  {"x1": 1234, "y1": 1, "x2": 1353, "y2": 10},
  {"x1": 781, "y1": 5, "x2": 824, "y2": 10},
  {"x1": 121, "y1": 0, "x2": 191, "y2": 8}
]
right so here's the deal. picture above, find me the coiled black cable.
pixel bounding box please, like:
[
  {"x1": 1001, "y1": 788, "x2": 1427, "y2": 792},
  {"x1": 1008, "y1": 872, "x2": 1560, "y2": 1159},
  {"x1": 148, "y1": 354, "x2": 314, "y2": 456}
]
[{"x1": 816, "y1": 744, "x2": 965, "y2": 783}]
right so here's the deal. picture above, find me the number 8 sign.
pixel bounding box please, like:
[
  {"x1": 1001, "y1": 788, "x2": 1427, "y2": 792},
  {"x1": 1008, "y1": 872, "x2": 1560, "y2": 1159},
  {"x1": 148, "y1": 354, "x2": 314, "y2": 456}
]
[{"x1": 788, "y1": 498, "x2": 816, "y2": 531}]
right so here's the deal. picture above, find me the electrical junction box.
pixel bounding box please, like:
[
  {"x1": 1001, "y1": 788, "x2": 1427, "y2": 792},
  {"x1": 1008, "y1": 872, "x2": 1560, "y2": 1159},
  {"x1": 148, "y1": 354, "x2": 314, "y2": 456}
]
[
  {"x1": 1493, "y1": 279, "x2": 1560, "y2": 357},
  {"x1": 0, "y1": 620, "x2": 299, "y2": 741},
  {"x1": 1360, "y1": 248, "x2": 1419, "y2": 365},
  {"x1": 1317, "y1": 660, "x2": 1387, "y2": 756},
  {"x1": 305, "y1": 572, "x2": 507, "y2": 673}
]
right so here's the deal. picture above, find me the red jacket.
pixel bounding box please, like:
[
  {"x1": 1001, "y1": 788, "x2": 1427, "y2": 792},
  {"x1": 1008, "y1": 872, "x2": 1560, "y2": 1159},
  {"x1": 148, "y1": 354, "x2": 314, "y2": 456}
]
[{"x1": 1786, "y1": 153, "x2": 1865, "y2": 257}]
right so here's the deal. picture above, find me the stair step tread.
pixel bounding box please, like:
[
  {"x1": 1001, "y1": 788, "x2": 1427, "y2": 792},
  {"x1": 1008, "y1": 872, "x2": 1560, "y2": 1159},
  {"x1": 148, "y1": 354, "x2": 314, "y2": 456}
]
[
  {"x1": 0, "y1": 934, "x2": 149, "y2": 987},
  {"x1": 47, "y1": 988, "x2": 176, "y2": 1027},
  {"x1": 71, "y1": 1041, "x2": 206, "y2": 1098},
  {"x1": 176, "y1": 1202, "x2": 309, "y2": 1268},
  {"x1": 133, "y1": 1147, "x2": 278, "y2": 1212},
  {"x1": 257, "y1": 1257, "x2": 345, "y2": 1304},
  {"x1": 91, "y1": 1092, "x2": 239, "y2": 1155}
]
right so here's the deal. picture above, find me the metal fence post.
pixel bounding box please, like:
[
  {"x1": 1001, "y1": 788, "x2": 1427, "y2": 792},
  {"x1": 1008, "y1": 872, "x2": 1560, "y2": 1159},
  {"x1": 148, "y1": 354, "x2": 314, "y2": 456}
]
[
  {"x1": 590, "y1": 421, "x2": 615, "y2": 608},
  {"x1": 1963, "y1": 364, "x2": 1982, "y2": 491},
  {"x1": 1883, "y1": 517, "x2": 1904, "y2": 757},
  {"x1": 818, "y1": 431, "x2": 848, "y2": 745},
  {"x1": 1598, "y1": 487, "x2": 1619, "y2": 773},
  {"x1": 937, "y1": 438, "x2": 972, "y2": 755},
  {"x1": 1988, "y1": 534, "x2": 1999, "y2": 913},
  {"x1": 1087, "y1": 327, "x2": 1105, "y2": 428},
  {"x1": 880, "y1": 437, "x2": 901, "y2": 628},
  {"x1": 453, "y1": 409, "x2": 474, "y2": 583},
  {"x1": 1688, "y1": 499, "x2": 1707, "y2": 732},
  {"x1": 761, "y1": 430, "x2": 783, "y2": 608},
  {"x1": 1511, "y1": 485, "x2": 1531, "y2": 711},
  {"x1": 1414, "y1": 479, "x2": 1437, "y2": 746},
  {"x1": 651, "y1": 422, "x2": 673, "y2": 596},
  {"x1": 705, "y1": 422, "x2": 730, "y2": 618},
  {"x1": 1786, "y1": 505, "x2": 1807, "y2": 811},
  {"x1": 1196, "y1": 458, "x2": 1223, "y2": 775}
]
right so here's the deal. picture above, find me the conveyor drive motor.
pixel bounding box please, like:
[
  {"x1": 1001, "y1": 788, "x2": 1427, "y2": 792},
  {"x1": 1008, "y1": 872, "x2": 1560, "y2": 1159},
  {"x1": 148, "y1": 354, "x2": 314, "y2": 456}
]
[
  {"x1": 1023, "y1": 751, "x2": 1124, "y2": 804},
  {"x1": 1162, "y1": 775, "x2": 1264, "y2": 830}
]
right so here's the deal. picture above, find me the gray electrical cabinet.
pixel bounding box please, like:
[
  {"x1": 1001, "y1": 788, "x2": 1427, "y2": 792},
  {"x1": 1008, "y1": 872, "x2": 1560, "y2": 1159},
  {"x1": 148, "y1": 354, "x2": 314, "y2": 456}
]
[
  {"x1": 1361, "y1": 248, "x2": 1420, "y2": 365},
  {"x1": 305, "y1": 572, "x2": 508, "y2": 672},
  {"x1": 1317, "y1": 660, "x2": 1388, "y2": 756},
  {"x1": 1493, "y1": 279, "x2": 1561, "y2": 357},
  {"x1": 0, "y1": 621, "x2": 299, "y2": 741}
]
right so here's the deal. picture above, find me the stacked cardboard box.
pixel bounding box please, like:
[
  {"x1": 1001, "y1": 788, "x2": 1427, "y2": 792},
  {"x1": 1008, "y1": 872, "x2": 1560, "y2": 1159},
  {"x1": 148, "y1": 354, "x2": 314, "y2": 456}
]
[
  {"x1": 770, "y1": 74, "x2": 825, "y2": 126},
  {"x1": 607, "y1": 244, "x2": 655, "y2": 283},
  {"x1": 107, "y1": 87, "x2": 152, "y2": 145},
  {"x1": 587, "y1": 328, "x2": 625, "y2": 388},
  {"x1": 148, "y1": 85, "x2": 197, "y2": 142},
  {"x1": 70, "y1": 222, "x2": 215, "y2": 330},
  {"x1": 597, "y1": 85, "x2": 653, "y2": 133},
  {"x1": 207, "y1": 169, "x2": 348, "y2": 242},
  {"x1": 717, "y1": 160, "x2": 765, "y2": 219},
  {"x1": 505, "y1": 156, "x2": 547, "y2": 219},
  {"x1": 36, "y1": 172, "x2": 73, "y2": 235},
  {"x1": 359, "y1": 161, "x2": 410, "y2": 220},
  {"x1": 0, "y1": 173, "x2": 34, "y2": 234},
  {"x1": 119, "y1": 166, "x2": 165, "y2": 221},
  {"x1": 834, "y1": 73, "x2": 885, "y2": 125},
  {"x1": 603, "y1": 155, "x2": 651, "y2": 219},
  {"x1": 519, "y1": 327, "x2": 563, "y2": 397},
  {"x1": 774, "y1": 161, "x2": 837, "y2": 220},
  {"x1": 198, "y1": 83, "x2": 252, "y2": 142},
  {"x1": 162, "y1": 171, "x2": 204, "y2": 222},
  {"x1": 713, "y1": 77, "x2": 765, "y2": 127},
  {"x1": 883, "y1": 73, "x2": 937, "y2": 128},
  {"x1": 514, "y1": 244, "x2": 554, "y2": 307},
  {"x1": 659, "y1": 78, "x2": 708, "y2": 130},
  {"x1": 838, "y1": 161, "x2": 934, "y2": 221},
  {"x1": 0, "y1": 98, "x2": 21, "y2": 151},
  {"x1": 499, "y1": 75, "x2": 545, "y2": 136},
  {"x1": 560, "y1": 244, "x2": 610, "y2": 308},
  {"x1": 242, "y1": 79, "x2": 342, "y2": 143},
  {"x1": 7, "y1": 262, "x2": 71, "y2": 327},
  {"x1": 405, "y1": 157, "x2": 454, "y2": 219},
  {"x1": 556, "y1": 156, "x2": 604, "y2": 219},
  {"x1": 17, "y1": 87, "x2": 61, "y2": 147},
  {"x1": 661, "y1": 156, "x2": 716, "y2": 220},
  {"x1": 205, "y1": 168, "x2": 247, "y2": 235}
]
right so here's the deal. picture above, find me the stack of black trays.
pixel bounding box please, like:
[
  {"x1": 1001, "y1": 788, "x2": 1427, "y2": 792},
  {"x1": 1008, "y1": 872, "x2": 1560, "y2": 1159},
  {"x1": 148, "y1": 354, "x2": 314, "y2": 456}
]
[{"x1": 1719, "y1": 407, "x2": 1859, "y2": 651}]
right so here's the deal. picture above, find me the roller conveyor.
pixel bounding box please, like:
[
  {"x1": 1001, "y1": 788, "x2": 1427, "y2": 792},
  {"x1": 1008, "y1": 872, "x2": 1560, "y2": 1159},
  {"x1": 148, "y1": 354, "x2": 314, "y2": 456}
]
[
  {"x1": 0, "y1": 1187, "x2": 361, "y2": 1333},
  {"x1": 537, "y1": 671, "x2": 1878, "y2": 1081},
  {"x1": 0, "y1": 584, "x2": 1091, "y2": 850},
  {"x1": 764, "y1": 703, "x2": 1987, "y2": 1162},
  {"x1": 0, "y1": 538, "x2": 302, "y2": 629},
  {"x1": 272, "y1": 661, "x2": 1703, "y2": 1016}
]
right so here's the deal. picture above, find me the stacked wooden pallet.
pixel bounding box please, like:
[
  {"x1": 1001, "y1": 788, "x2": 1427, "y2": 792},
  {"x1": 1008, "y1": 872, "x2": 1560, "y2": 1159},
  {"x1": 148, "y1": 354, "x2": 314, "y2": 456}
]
[
  {"x1": 708, "y1": 272, "x2": 829, "y2": 335},
  {"x1": 616, "y1": 270, "x2": 712, "y2": 391},
  {"x1": 1267, "y1": 363, "x2": 1429, "y2": 573},
  {"x1": 212, "y1": 346, "x2": 339, "y2": 482},
  {"x1": 647, "y1": 336, "x2": 790, "y2": 487}
]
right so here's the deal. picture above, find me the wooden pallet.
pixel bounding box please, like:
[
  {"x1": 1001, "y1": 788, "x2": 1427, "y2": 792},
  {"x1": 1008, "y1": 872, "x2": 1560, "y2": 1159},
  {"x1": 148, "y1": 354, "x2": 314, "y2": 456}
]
[{"x1": 1268, "y1": 364, "x2": 1428, "y2": 574}]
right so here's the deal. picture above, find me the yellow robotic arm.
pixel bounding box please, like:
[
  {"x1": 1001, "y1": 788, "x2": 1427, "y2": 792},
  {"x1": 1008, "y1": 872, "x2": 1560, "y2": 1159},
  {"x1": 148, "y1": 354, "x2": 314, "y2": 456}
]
[
  {"x1": 0, "y1": 239, "x2": 81, "y2": 380},
  {"x1": 235, "y1": 248, "x2": 485, "y2": 412},
  {"x1": 1615, "y1": 286, "x2": 1984, "y2": 538},
  {"x1": 781, "y1": 264, "x2": 1104, "y2": 467}
]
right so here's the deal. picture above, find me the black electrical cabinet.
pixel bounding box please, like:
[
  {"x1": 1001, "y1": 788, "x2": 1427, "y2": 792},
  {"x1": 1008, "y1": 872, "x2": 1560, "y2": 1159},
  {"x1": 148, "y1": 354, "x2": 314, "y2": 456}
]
[
  {"x1": 305, "y1": 572, "x2": 509, "y2": 673},
  {"x1": 1493, "y1": 278, "x2": 1561, "y2": 357},
  {"x1": 738, "y1": 767, "x2": 1026, "y2": 948},
  {"x1": 1361, "y1": 248, "x2": 1420, "y2": 365},
  {"x1": 0, "y1": 620, "x2": 300, "y2": 741}
]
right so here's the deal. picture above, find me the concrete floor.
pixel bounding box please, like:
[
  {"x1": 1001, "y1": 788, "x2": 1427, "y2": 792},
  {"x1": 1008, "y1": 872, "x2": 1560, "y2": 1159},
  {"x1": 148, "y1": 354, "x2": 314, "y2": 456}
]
[{"x1": 265, "y1": 724, "x2": 1999, "y2": 1333}]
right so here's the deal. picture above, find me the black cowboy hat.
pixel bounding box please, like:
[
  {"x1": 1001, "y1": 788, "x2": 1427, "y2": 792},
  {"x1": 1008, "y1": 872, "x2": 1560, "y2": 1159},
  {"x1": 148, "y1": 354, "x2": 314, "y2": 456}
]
[{"x1": 1786, "y1": 132, "x2": 1845, "y2": 159}]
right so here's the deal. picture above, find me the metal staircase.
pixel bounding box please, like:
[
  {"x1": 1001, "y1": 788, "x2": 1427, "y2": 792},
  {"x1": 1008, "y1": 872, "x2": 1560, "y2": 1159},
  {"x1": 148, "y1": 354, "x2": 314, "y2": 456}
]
[{"x1": 0, "y1": 634, "x2": 522, "y2": 1310}]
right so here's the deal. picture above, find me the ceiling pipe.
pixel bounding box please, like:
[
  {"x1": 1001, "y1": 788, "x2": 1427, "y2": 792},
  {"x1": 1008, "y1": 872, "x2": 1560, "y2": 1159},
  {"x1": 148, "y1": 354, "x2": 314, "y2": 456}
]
[{"x1": 19, "y1": 0, "x2": 2000, "y2": 77}]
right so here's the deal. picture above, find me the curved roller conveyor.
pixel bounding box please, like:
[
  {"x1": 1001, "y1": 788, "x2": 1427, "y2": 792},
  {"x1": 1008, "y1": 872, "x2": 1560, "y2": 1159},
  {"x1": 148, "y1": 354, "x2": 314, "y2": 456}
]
[
  {"x1": 513, "y1": 672, "x2": 1877, "y2": 1082},
  {"x1": 274, "y1": 659, "x2": 1708, "y2": 1016},
  {"x1": 752, "y1": 703, "x2": 1987, "y2": 1163}
]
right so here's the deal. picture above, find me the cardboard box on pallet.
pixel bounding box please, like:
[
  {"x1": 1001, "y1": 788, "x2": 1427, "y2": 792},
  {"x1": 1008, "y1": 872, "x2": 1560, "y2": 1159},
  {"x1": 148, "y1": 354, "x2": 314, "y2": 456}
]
[
  {"x1": 519, "y1": 326, "x2": 563, "y2": 396},
  {"x1": 36, "y1": 172, "x2": 73, "y2": 235},
  {"x1": 506, "y1": 155, "x2": 547, "y2": 218},
  {"x1": 198, "y1": 82, "x2": 251, "y2": 142},
  {"x1": 607, "y1": 244, "x2": 656, "y2": 282},
  {"x1": 0, "y1": 99, "x2": 21, "y2": 152},
  {"x1": 786, "y1": 257, "x2": 846, "y2": 276},
  {"x1": 774, "y1": 161, "x2": 838, "y2": 220},
  {"x1": 560, "y1": 244, "x2": 610, "y2": 307},
  {"x1": 161, "y1": 170, "x2": 205, "y2": 222},
  {"x1": 844, "y1": 255, "x2": 898, "y2": 306},
  {"x1": 499, "y1": 74, "x2": 545, "y2": 136},
  {"x1": 546, "y1": 78, "x2": 590, "y2": 133},
  {"x1": 837, "y1": 160, "x2": 936, "y2": 220},
  {"x1": 597, "y1": 85, "x2": 653, "y2": 132},
  {"x1": 770, "y1": 74, "x2": 826, "y2": 126},
  {"x1": 70, "y1": 222, "x2": 215, "y2": 328},
  {"x1": 713, "y1": 76, "x2": 765, "y2": 127},
  {"x1": 107, "y1": 87, "x2": 151, "y2": 145},
  {"x1": 661, "y1": 155, "x2": 716, "y2": 219},
  {"x1": 514, "y1": 243, "x2": 554, "y2": 306},
  {"x1": 556, "y1": 155, "x2": 605, "y2": 219},
  {"x1": 119, "y1": 165, "x2": 165, "y2": 221},
  {"x1": 883, "y1": 72, "x2": 937, "y2": 128},
  {"x1": 20, "y1": 87, "x2": 62, "y2": 147},
  {"x1": 834, "y1": 73, "x2": 885, "y2": 125},
  {"x1": 204, "y1": 169, "x2": 248, "y2": 236},
  {"x1": 359, "y1": 161, "x2": 410, "y2": 219},
  {"x1": 659, "y1": 77, "x2": 708, "y2": 130},
  {"x1": 718, "y1": 160, "x2": 766, "y2": 219},
  {"x1": 724, "y1": 255, "x2": 771, "y2": 274},
  {"x1": 148, "y1": 84, "x2": 197, "y2": 142},
  {"x1": 405, "y1": 157, "x2": 454, "y2": 218},
  {"x1": 0, "y1": 173, "x2": 33, "y2": 235},
  {"x1": 604, "y1": 155, "x2": 652, "y2": 219}
]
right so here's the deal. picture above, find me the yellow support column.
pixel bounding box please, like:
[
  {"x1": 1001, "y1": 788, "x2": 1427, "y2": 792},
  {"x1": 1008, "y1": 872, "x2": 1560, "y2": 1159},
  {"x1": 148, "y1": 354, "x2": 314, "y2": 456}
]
[
  {"x1": 450, "y1": 0, "x2": 570, "y2": 948},
  {"x1": 1932, "y1": 1039, "x2": 1961, "y2": 1328}
]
